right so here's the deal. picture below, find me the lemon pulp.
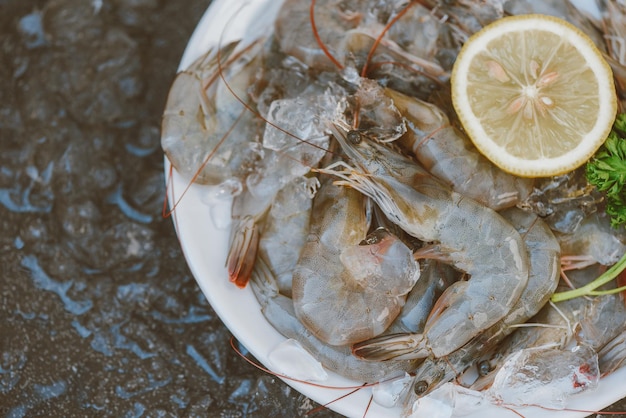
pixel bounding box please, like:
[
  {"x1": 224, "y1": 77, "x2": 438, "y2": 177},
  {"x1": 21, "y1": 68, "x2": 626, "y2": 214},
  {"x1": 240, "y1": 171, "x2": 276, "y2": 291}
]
[{"x1": 451, "y1": 14, "x2": 617, "y2": 178}]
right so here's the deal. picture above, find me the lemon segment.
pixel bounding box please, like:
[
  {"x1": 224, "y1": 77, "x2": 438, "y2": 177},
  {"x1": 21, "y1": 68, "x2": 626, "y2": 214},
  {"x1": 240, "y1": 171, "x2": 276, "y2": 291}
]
[{"x1": 451, "y1": 14, "x2": 617, "y2": 178}]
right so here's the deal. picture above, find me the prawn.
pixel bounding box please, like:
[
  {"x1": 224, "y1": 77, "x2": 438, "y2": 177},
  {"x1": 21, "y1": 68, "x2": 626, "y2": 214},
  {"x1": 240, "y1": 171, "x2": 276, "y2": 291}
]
[
  {"x1": 274, "y1": 0, "x2": 364, "y2": 71},
  {"x1": 322, "y1": 122, "x2": 530, "y2": 358},
  {"x1": 599, "y1": 326, "x2": 626, "y2": 375},
  {"x1": 255, "y1": 175, "x2": 319, "y2": 297},
  {"x1": 276, "y1": 0, "x2": 448, "y2": 96},
  {"x1": 370, "y1": 208, "x2": 559, "y2": 399},
  {"x1": 250, "y1": 258, "x2": 421, "y2": 383},
  {"x1": 291, "y1": 177, "x2": 421, "y2": 346},
  {"x1": 385, "y1": 88, "x2": 534, "y2": 210},
  {"x1": 225, "y1": 79, "x2": 344, "y2": 287},
  {"x1": 248, "y1": 173, "x2": 421, "y2": 382},
  {"x1": 517, "y1": 169, "x2": 602, "y2": 234},
  {"x1": 557, "y1": 211, "x2": 626, "y2": 271},
  {"x1": 472, "y1": 264, "x2": 626, "y2": 392},
  {"x1": 161, "y1": 39, "x2": 267, "y2": 190}
]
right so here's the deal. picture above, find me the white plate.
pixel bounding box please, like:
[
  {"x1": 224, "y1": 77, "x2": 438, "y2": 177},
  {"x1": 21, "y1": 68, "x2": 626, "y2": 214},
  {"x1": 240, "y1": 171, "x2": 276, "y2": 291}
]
[{"x1": 165, "y1": 0, "x2": 625, "y2": 416}]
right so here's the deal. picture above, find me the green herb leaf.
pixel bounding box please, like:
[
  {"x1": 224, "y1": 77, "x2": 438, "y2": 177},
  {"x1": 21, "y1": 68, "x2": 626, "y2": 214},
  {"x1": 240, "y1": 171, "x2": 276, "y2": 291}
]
[
  {"x1": 553, "y1": 114, "x2": 626, "y2": 302},
  {"x1": 585, "y1": 113, "x2": 626, "y2": 228}
]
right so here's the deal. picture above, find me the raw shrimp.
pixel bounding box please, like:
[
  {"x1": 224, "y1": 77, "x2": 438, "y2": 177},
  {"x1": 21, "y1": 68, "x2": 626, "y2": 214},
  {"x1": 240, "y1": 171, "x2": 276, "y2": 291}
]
[
  {"x1": 161, "y1": 39, "x2": 266, "y2": 189},
  {"x1": 248, "y1": 174, "x2": 421, "y2": 381},
  {"x1": 250, "y1": 262, "x2": 421, "y2": 382},
  {"x1": 505, "y1": 0, "x2": 606, "y2": 50},
  {"x1": 557, "y1": 211, "x2": 626, "y2": 270},
  {"x1": 517, "y1": 168, "x2": 602, "y2": 234},
  {"x1": 275, "y1": 0, "x2": 448, "y2": 97},
  {"x1": 356, "y1": 208, "x2": 560, "y2": 399},
  {"x1": 339, "y1": 27, "x2": 448, "y2": 98},
  {"x1": 599, "y1": 327, "x2": 626, "y2": 375},
  {"x1": 274, "y1": 0, "x2": 366, "y2": 71},
  {"x1": 421, "y1": 0, "x2": 504, "y2": 34},
  {"x1": 323, "y1": 123, "x2": 529, "y2": 358},
  {"x1": 469, "y1": 296, "x2": 587, "y2": 393},
  {"x1": 256, "y1": 176, "x2": 319, "y2": 296},
  {"x1": 291, "y1": 177, "x2": 421, "y2": 346},
  {"x1": 385, "y1": 88, "x2": 534, "y2": 210},
  {"x1": 473, "y1": 265, "x2": 626, "y2": 391},
  {"x1": 226, "y1": 76, "x2": 346, "y2": 287}
]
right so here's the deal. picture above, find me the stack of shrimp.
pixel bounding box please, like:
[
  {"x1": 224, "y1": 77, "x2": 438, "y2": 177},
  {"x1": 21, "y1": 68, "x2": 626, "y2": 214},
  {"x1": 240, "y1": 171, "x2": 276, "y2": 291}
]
[{"x1": 161, "y1": 0, "x2": 626, "y2": 415}]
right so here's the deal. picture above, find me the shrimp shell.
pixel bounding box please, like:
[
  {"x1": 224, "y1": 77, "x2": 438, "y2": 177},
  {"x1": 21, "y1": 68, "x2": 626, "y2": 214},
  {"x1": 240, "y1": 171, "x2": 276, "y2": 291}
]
[{"x1": 324, "y1": 123, "x2": 530, "y2": 358}]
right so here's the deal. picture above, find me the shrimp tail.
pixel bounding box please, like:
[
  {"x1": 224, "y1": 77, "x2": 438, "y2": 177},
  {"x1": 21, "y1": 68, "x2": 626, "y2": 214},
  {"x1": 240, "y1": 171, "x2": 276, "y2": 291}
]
[
  {"x1": 352, "y1": 333, "x2": 429, "y2": 361},
  {"x1": 226, "y1": 215, "x2": 260, "y2": 288},
  {"x1": 413, "y1": 244, "x2": 459, "y2": 263},
  {"x1": 249, "y1": 255, "x2": 279, "y2": 304},
  {"x1": 425, "y1": 281, "x2": 469, "y2": 326}
]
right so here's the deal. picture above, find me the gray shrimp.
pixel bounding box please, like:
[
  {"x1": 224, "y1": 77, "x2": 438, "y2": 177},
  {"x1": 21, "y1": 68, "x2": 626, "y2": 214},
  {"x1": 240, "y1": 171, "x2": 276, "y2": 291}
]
[
  {"x1": 322, "y1": 122, "x2": 530, "y2": 359},
  {"x1": 473, "y1": 264, "x2": 626, "y2": 391},
  {"x1": 248, "y1": 176, "x2": 420, "y2": 381},
  {"x1": 250, "y1": 264, "x2": 421, "y2": 383},
  {"x1": 386, "y1": 88, "x2": 534, "y2": 210},
  {"x1": 226, "y1": 75, "x2": 346, "y2": 287},
  {"x1": 255, "y1": 176, "x2": 319, "y2": 297},
  {"x1": 377, "y1": 208, "x2": 560, "y2": 401},
  {"x1": 291, "y1": 177, "x2": 421, "y2": 346},
  {"x1": 161, "y1": 39, "x2": 267, "y2": 189}
]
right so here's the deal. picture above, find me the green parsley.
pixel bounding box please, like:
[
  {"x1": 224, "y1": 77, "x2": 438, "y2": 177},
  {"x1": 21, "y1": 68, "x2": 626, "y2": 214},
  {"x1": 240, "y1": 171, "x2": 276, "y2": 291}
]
[
  {"x1": 551, "y1": 114, "x2": 626, "y2": 303},
  {"x1": 585, "y1": 113, "x2": 626, "y2": 228}
]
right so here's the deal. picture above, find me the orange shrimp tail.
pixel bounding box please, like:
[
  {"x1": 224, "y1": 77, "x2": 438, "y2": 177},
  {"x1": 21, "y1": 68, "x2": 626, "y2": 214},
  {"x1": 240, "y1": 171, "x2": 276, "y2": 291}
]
[{"x1": 226, "y1": 216, "x2": 260, "y2": 288}]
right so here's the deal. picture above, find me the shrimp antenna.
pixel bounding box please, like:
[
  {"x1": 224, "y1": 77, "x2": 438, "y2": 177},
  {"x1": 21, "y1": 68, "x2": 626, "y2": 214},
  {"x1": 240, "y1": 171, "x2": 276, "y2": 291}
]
[
  {"x1": 365, "y1": 60, "x2": 445, "y2": 86},
  {"x1": 360, "y1": 0, "x2": 418, "y2": 78},
  {"x1": 305, "y1": 385, "x2": 369, "y2": 416},
  {"x1": 548, "y1": 299, "x2": 575, "y2": 338},
  {"x1": 228, "y1": 336, "x2": 377, "y2": 390},
  {"x1": 310, "y1": 0, "x2": 344, "y2": 70}
]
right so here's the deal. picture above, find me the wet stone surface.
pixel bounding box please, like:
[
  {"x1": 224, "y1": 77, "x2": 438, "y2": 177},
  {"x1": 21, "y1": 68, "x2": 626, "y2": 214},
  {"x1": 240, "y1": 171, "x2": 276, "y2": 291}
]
[{"x1": 0, "y1": 0, "x2": 339, "y2": 416}]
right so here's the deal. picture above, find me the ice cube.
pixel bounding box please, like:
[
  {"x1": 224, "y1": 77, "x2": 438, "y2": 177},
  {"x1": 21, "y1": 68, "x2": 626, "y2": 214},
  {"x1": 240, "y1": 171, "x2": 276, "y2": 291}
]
[
  {"x1": 371, "y1": 373, "x2": 412, "y2": 408},
  {"x1": 488, "y1": 345, "x2": 599, "y2": 409}
]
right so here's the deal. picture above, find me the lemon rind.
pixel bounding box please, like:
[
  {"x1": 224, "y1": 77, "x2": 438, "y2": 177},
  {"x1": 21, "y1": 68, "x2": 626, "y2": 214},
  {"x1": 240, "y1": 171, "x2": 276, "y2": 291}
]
[{"x1": 451, "y1": 14, "x2": 617, "y2": 178}]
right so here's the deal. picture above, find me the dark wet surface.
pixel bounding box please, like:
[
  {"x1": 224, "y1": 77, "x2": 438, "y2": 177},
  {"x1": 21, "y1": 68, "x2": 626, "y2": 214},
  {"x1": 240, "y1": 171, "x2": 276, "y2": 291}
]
[{"x1": 1, "y1": 0, "x2": 625, "y2": 417}]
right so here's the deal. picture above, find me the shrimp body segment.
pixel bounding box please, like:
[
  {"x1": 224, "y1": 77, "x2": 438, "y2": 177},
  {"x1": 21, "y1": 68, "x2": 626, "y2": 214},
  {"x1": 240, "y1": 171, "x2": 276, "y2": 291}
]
[
  {"x1": 251, "y1": 266, "x2": 421, "y2": 382},
  {"x1": 162, "y1": 40, "x2": 265, "y2": 188},
  {"x1": 386, "y1": 88, "x2": 534, "y2": 210},
  {"x1": 325, "y1": 124, "x2": 530, "y2": 358},
  {"x1": 292, "y1": 179, "x2": 421, "y2": 346}
]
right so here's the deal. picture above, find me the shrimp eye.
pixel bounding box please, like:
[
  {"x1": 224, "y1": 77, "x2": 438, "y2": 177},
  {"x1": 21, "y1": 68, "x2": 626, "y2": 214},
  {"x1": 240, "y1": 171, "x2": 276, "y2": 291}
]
[
  {"x1": 414, "y1": 380, "x2": 429, "y2": 395},
  {"x1": 359, "y1": 228, "x2": 387, "y2": 245},
  {"x1": 478, "y1": 360, "x2": 491, "y2": 376},
  {"x1": 347, "y1": 130, "x2": 362, "y2": 144}
]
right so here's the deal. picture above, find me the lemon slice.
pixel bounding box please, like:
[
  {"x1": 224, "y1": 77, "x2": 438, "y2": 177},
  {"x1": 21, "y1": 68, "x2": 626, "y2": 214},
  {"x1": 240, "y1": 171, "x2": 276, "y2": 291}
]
[{"x1": 451, "y1": 14, "x2": 617, "y2": 178}]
